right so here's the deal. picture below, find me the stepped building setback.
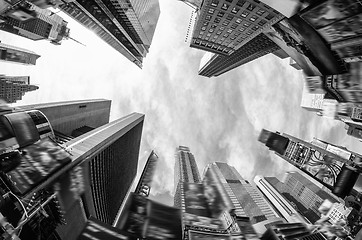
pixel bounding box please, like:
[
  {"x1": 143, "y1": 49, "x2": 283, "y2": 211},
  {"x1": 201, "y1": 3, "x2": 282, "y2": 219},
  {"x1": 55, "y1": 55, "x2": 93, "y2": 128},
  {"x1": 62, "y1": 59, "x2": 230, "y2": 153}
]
[{"x1": 0, "y1": 75, "x2": 38, "y2": 103}]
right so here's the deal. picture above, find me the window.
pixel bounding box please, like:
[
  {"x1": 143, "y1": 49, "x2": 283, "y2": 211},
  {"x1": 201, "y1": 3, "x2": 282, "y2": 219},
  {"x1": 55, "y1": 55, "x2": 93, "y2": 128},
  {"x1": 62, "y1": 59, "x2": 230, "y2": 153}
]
[
  {"x1": 200, "y1": 31, "x2": 204, "y2": 34},
  {"x1": 241, "y1": 11, "x2": 249, "y2": 18},
  {"x1": 223, "y1": 33, "x2": 229, "y2": 37},
  {"x1": 247, "y1": 3, "x2": 255, "y2": 11},
  {"x1": 230, "y1": 36, "x2": 236, "y2": 40},
  {"x1": 243, "y1": 22, "x2": 250, "y2": 27},
  {"x1": 216, "y1": 31, "x2": 222, "y2": 35},
  {"x1": 209, "y1": 29, "x2": 214, "y2": 33},
  {"x1": 201, "y1": 26, "x2": 206, "y2": 30},
  {"x1": 214, "y1": 35, "x2": 218, "y2": 38},
  {"x1": 207, "y1": 33, "x2": 211, "y2": 37},
  {"x1": 265, "y1": 13, "x2": 274, "y2": 20},
  {"x1": 250, "y1": 15, "x2": 258, "y2": 22},
  {"x1": 258, "y1": 19, "x2": 266, "y2": 26},
  {"x1": 211, "y1": 24, "x2": 217, "y2": 28},
  {"x1": 226, "y1": 15, "x2": 234, "y2": 21},
  {"x1": 220, "y1": 26, "x2": 225, "y2": 30},
  {"x1": 223, "y1": 20, "x2": 230, "y2": 26},
  {"x1": 214, "y1": 17, "x2": 221, "y2": 23},
  {"x1": 236, "y1": 0, "x2": 245, "y2": 7},
  {"x1": 211, "y1": 0, "x2": 219, "y2": 7},
  {"x1": 236, "y1": 18, "x2": 242, "y2": 23},
  {"x1": 217, "y1": 11, "x2": 225, "y2": 17},
  {"x1": 221, "y1": 3, "x2": 229, "y2": 10},
  {"x1": 234, "y1": 32, "x2": 240, "y2": 36},
  {"x1": 238, "y1": 27, "x2": 245, "y2": 32},
  {"x1": 227, "y1": 29, "x2": 233, "y2": 33},
  {"x1": 231, "y1": 7, "x2": 239, "y2": 14},
  {"x1": 256, "y1": 9, "x2": 265, "y2": 15},
  {"x1": 208, "y1": 8, "x2": 215, "y2": 14},
  {"x1": 251, "y1": 25, "x2": 259, "y2": 31},
  {"x1": 231, "y1": 23, "x2": 238, "y2": 29},
  {"x1": 205, "y1": 15, "x2": 212, "y2": 20}
]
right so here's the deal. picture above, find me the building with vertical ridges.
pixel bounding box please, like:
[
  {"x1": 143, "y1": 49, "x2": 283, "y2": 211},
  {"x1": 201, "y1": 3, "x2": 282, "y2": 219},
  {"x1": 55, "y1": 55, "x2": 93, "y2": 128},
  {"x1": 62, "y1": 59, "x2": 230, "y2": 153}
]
[
  {"x1": 254, "y1": 175, "x2": 309, "y2": 224},
  {"x1": 0, "y1": 2, "x2": 70, "y2": 45},
  {"x1": 0, "y1": 41, "x2": 40, "y2": 65},
  {"x1": 190, "y1": 0, "x2": 284, "y2": 56},
  {"x1": 0, "y1": 75, "x2": 38, "y2": 103},
  {"x1": 16, "y1": 99, "x2": 111, "y2": 136},
  {"x1": 59, "y1": 0, "x2": 160, "y2": 68},
  {"x1": 198, "y1": 33, "x2": 280, "y2": 77}
]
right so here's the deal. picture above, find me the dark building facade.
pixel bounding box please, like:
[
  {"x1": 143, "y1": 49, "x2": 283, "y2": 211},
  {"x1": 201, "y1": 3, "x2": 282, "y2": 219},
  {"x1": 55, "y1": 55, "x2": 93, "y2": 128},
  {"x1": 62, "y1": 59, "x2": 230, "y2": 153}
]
[
  {"x1": 59, "y1": 0, "x2": 160, "y2": 68},
  {"x1": 0, "y1": 41, "x2": 40, "y2": 65},
  {"x1": 0, "y1": 75, "x2": 38, "y2": 103},
  {"x1": 199, "y1": 33, "x2": 280, "y2": 77},
  {"x1": 190, "y1": 0, "x2": 284, "y2": 56}
]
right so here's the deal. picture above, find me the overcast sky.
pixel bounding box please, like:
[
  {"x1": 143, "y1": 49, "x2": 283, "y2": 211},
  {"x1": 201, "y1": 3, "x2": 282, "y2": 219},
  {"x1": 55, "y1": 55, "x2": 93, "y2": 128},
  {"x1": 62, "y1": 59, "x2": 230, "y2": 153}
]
[{"x1": 1, "y1": 0, "x2": 361, "y2": 206}]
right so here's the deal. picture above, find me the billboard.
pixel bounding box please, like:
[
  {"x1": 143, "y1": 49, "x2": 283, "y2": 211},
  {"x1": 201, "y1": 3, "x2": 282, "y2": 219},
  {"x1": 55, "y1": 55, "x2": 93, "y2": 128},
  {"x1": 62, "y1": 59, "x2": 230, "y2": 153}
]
[
  {"x1": 183, "y1": 213, "x2": 225, "y2": 230},
  {"x1": 326, "y1": 144, "x2": 352, "y2": 160},
  {"x1": 258, "y1": 129, "x2": 290, "y2": 155},
  {"x1": 188, "y1": 230, "x2": 231, "y2": 240},
  {"x1": 118, "y1": 193, "x2": 182, "y2": 239},
  {"x1": 0, "y1": 137, "x2": 71, "y2": 196},
  {"x1": 184, "y1": 183, "x2": 211, "y2": 217},
  {"x1": 301, "y1": 0, "x2": 362, "y2": 30},
  {"x1": 78, "y1": 217, "x2": 135, "y2": 240},
  {"x1": 332, "y1": 165, "x2": 360, "y2": 198},
  {"x1": 3, "y1": 112, "x2": 40, "y2": 148}
]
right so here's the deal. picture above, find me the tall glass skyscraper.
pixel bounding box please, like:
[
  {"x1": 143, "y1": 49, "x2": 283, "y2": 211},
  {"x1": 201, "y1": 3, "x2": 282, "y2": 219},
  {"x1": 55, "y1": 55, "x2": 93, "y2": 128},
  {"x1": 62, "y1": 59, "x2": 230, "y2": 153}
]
[
  {"x1": 60, "y1": 0, "x2": 160, "y2": 68},
  {"x1": 209, "y1": 163, "x2": 282, "y2": 225}
]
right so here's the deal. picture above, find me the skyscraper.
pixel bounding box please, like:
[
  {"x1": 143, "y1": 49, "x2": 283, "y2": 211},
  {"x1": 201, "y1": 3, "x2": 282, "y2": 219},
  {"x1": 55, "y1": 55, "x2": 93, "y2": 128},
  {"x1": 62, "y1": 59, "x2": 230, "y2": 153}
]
[
  {"x1": 190, "y1": 0, "x2": 284, "y2": 56},
  {"x1": 208, "y1": 162, "x2": 284, "y2": 235},
  {"x1": 0, "y1": 41, "x2": 40, "y2": 65},
  {"x1": 258, "y1": 129, "x2": 362, "y2": 198},
  {"x1": 174, "y1": 146, "x2": 201, "y2": 208},
  {"x1": 135, "y1": 150, "x2": 159, "y2": 197},
  {"x1": 198, "y1": 33, "x2": 280, "y2": 77},
  {"x1": 0, "y1": 100, "x2": 144, "y2": 240},
  {"x1": 0, "y1": 1, "x2": 70, "y2": 45},
  {"x1": 59, "y1": 0, "x2": 160, "y2": 68},
  {"x1": 0, "y1": 75, "x2": 39, "y2": 103},
  {"x1": 16, "y1": 99, "x2": 111, "y2": 136}
]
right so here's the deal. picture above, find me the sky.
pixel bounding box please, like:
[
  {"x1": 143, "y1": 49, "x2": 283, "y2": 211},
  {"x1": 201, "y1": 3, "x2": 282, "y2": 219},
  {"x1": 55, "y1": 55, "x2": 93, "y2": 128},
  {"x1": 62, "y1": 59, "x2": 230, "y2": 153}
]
[{"x1": 1, "y1": 0, "x2": 361, "y2": 206}]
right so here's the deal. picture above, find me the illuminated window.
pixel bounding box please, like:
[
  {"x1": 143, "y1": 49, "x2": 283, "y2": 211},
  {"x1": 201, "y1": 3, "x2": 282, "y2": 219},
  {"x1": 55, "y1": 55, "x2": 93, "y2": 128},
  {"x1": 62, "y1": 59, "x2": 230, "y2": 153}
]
[
  {"x1": 231, "y1": 7, "x2": 240, "y2": 14},
  {"x1": 205, "y1": 15, "x2": 212, "y2": 20},
  {"x1": 211, "y1": 0, "x2": 219, "y2": 7},
  {"x1": 208, "y1": 8, "x2": 215, "y2": 13},
  {"x1": 221, "y1": 3, "x2": 229, "y2": 10},
  {"x1": 214, "y1": 17, "x2": 221, "y2": 23},
  {"x1": 209, "y1": 28, "x2": 214, "y2": 32},
  {"x1": 217, "y1": 11, "x2": 225, "y2": 17},
  {"x1": 241, "y1": 11, "x2": 249, "y2": 18},
  {"x1": 227, "y1": 29, "x2": 233, "y2": 33},
  {"x1": 250, "y1": 15, "x2": 258, "y2": 22},
  {"x1": 223, "y1": 20, "x2": 230, "y2": 26},
  {"x1": 243, "y1": 22, "x2": 250, "y2": 27},
  {"x1": 226, "y1": 15, "x2": 234, "y2": 21}
]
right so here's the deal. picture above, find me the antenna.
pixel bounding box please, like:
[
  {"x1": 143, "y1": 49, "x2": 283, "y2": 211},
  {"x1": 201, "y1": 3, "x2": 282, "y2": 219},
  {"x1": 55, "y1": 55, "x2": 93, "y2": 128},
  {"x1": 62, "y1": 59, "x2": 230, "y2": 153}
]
[{"x1": 68, "y1": 36, "x2": 86, "y2": 46}]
